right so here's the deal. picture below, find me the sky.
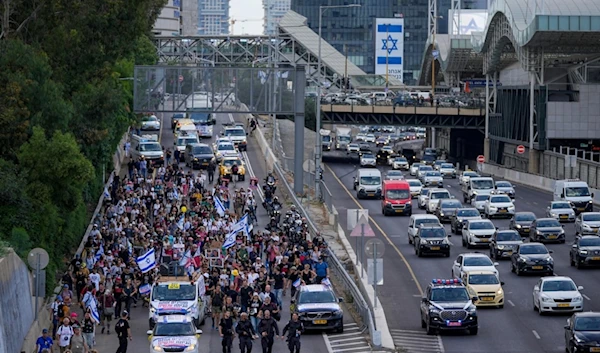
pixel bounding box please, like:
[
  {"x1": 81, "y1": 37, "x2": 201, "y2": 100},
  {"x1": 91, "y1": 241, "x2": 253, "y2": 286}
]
[{"x1": 229, "y1": 0, "x2": 264, "y2": 35}]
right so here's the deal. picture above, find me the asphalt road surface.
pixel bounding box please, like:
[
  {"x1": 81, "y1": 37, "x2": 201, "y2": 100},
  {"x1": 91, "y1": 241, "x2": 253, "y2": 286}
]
[{"x1": 325, "y1": 149, "x2": 600, "y2": 353}]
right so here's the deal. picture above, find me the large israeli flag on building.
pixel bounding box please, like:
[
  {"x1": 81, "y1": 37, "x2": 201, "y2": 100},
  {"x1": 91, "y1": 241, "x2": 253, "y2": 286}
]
[
  {"x1": 374, "y1": 18, "x2": 404, "y2": 82},
  {"x1": 136, "y1": 249, "x2": 157, "y2": 273}
]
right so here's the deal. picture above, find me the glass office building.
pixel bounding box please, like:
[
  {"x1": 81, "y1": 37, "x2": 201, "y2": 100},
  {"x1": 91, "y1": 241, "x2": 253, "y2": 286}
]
[{"x1": 291, "y1": 0, "x2": 486, "y2": 85}]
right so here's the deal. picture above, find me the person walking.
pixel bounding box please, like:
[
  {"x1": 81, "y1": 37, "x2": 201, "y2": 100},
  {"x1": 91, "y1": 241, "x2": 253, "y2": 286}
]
[
  {"x1": 236, "y1": 313, "x2": 256, "y2": 353},
  {"x1": 82, "y1": 311, "x2": 96, "y2": 350},
  {"x1": 115, "y1": 311, "x2": 132, "y2": 353},
  {"x1": 174, "y1": 149, "x2": 181, "y2": 165},
  {"x1": 258, "y1": 310, "x2": 280, "y2": 353},
  {"x1": 219, "y1": 310, "x2": 234, "y2": 353},
  {"x1": 207, "y1": 160, "x2": 216, "y2": 183},
  {"x1": 282, "y1": 313, "x2": 304, "y2": 353},
  {"x1": 36, "y1": 328, "x2": 53, "y2": 353},
  {"x1": 56, "y1": 318, "x2": 73, "y2": 353},
  {"x1": 69, "y1": 325, "x2": 88, "y2": 353},
  {"x1": 139, "y1": 157, "x2": 147, "y2": 179},
  {"x1": 211, "y1": 285, "x2": 225, "y2": 329},
  {"x1": 99, "y1": 289, "x2": 115, "y2": 334},
  {"x1": 313, "y1": 256, "x2": 329, "y2": 284}
]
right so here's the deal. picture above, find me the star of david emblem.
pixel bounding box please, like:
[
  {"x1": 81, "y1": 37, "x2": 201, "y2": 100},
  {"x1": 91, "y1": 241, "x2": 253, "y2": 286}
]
[
  {"x1": 381, "y1": 35, "x2": 398, "y2": 55},
  {"x1": 460, "y1": 19, "x2": 482, "y2": 34},
  {"x1": 146, "y1": 258, "x2": 152, "y2": 264}
]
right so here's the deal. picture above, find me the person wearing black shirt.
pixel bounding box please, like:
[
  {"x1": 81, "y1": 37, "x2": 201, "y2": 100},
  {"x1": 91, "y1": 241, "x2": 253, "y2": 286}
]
[
  {"x1": 239, "y1": 280, "x2": 253, "y2": 313},
  {"x1": 114, "y1": 311, "x2": 131, "y2": 353},
  {"x1": 211, "y1": 286, "x2": 225, "y2": 328},
  {"x1": 282, "y1": 313, "x2": 304, "y2": 353},
  {"x1": 271, "y1": 268, "x2": 285, "y2": 308},
  {"x1": 235, "y1": 312, "x2": 256, "y2": 353},
  {"x1": 286, "y1": 267, "x2": 300, "y2": 298},
  {"x1": 258, "y1": 310, "x2": 280, "y2": 353},
  {"x1": 219, "y1": 311, "x2": 234, "y2": 353}
]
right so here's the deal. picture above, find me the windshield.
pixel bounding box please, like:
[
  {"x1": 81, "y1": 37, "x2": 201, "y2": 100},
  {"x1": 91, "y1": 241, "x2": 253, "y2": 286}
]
[
  {"x1": 552, "y1": 203, "x2": 571, "y2": 209},
  {"x1": 144, "y1": 116, "x2": 158, "y2": 122},
  {"x1": 469, "y1": 221, "x2": 494, "y2": 230},
  {"x1": 362, "y1": 154, "x2": 375, "y2": 159},
  {"x1": 421, "y1": 189, "x2": 430, "y2": 196},
  {"x1": 464, "y1": 172, "x2": 479, "y2": 177},
  {"x1": 463, "y1": 257, "x2": 493, "y2": 266},
  {"x1": 415, "y1": 219, "x2": 440, "y2": 227},
  {"x1": 386, "y1": 190, "x2": 410, "y2": 200},
  {"x1": 457, "y1": 209, "x2": 479, "y2": 217},
  {"x1": 218, "y1": 144, "x2": 235, "y2": 152},
  {"x1": 360, "y1": 176, "x2": 381, "y2": 185},
  {"x1": 515, "y1": 213, "x2": 536, "y2": 221},
  {"x1": 580, "y1": 238, "x2": 600, "y2": 247},
  {"x1": 408, "y1": 180, "x2": 422, "y2": 187},
  {"x1": 475, "y1": 195, "x2": 489, "y2": 201},
  {"x1": 387, "y1": 171, "x2": 403, "y2": 177},
  {"x1": 154, "y1": 323, "x2": 195, "y2": 336},
  {"x1": 152, "y1": 285, "x2": 196, "y2": 301},
  {"x1": 583, "y1": 214, "x2": 600, "y2": 222},
  {"x1": 537, "y1": 219, "x2": 561, "y2": 228},
  {"x1": 420, "y1": 228, "x2": 445, "y2": 238},
  {"x1": 395, "y1": 157, "x2": 407, "y2": 162},
  {"x1": 192, "y1": 146, "x2": 212, "y2": 155},
  {"x1": 490, "y1": 196, "x2": 511, "y2": 203},
  {"x1": 430, "y1": 192, "x2": 450, "y2": 200},
  {"x1": 297, "y1": 291, "x2": 336, "y2": 304},
  {"x1": 441, "y1": 163, "x2": 454, "y2": 168},
  {"x1": 412, "y1": 164, "x2": 423, "y2": 169},
  {"x1": 225, "y1": 129, "x2": 245, "y2": 137},
  {"x1": 322, "y1": 135, "x2": 331, "y2": 142},
  {"x1": 519, "y1": 244, "x2": 548, "y2": 255},
  {"x1": 575, "y1": 317, "x2": 600, "y2": 331},
  {"x1": 349, "y1": 144, "x2": 359, "y2": 148},
  {"x1": 565, "y1": 186, "x2": 591, "y2": 197},
  {"x1": 497, "y1": 232, "x2": 521, "y2": 241},
  {"x1": 223, "y1": 159, "x2": 242, "y2": 167},
  {"x1": 140, "y1": 143, "x2": 162, "y2": 152},
  {"x1": 496, "y1": 182, "x2": 512, "y2": 188},
  {"x1": 430, "y1": 288, "x2": 470, "y2": 302},
  {"x1": 468, "y1": 274, "x2": 499, "y2": 285},
  {"x1": 441, "y1": 201, "x2": 462, "y2": 209},
  {"x1": 419, "y1": 166, "x2": 433, "y2": 172},
  {"x1": 471, "y1": 179, "x2": 494, "y2": 190},
  {"x1": 189, "y1": 112, "x2": 210, "y2": 124},
  {"x1": 542, "y1": 280, "x2": 577, "y2": 292},
  {"x1": 177, "y1": 138, "x2": 198, "y2": 146},
  {"x1": 425, "y1": 172, "x2": 441, "y2": 177},
  {"x1": 338, "y1": 136, "x2": 351, "y2": 142}
]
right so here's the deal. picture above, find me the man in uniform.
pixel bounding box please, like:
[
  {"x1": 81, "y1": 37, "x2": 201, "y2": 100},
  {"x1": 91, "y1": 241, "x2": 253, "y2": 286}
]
[
  {"x1": 114, "y1": 311, "x2": 132, "y2": 353},
  {"x1": 219, "y1": 310, "x2": 234, "y2": 353},
  {"x1": 235, "y1": 312, "x2": 256, "y2": 353},
  {"x1": 282, "y1": 312, "x2": 305, "y2": 353}
]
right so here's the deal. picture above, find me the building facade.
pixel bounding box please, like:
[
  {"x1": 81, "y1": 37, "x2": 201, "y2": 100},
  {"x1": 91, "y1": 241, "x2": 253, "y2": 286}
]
[
  {"x1": 152, "y1": 0, "x2": 182, "y2": 37},
  {"x1": 197, "y1": 0, "x2": 230, "y2": 35},
  {"x1": 180, "y1": 0, "x2": 199, "y2": 36},
  {"x1": 263, "y1": 0, "x2": 291, "y2": 35}
]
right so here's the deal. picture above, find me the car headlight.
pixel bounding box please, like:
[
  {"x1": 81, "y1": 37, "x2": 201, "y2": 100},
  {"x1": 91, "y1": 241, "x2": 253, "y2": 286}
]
[
  {"x1": 150, "y1": 307, "x2": 156, "y2": 314},
  {"x1": 508, "y1": 206, "x2": 515, "y2": 210},
  {"x1": 560, "y1": 229, "x2": 565, "y2": 235},
  {"x1": 546, "y1": 257, "x2": 554, "y2": 263},
  {"x1": 420, "y1": 239, "x2": 428, "y2": 244},
  {"x1": 541, "y1": 296, "x2": 552, "y2": 303},
  {"x1": 489, "y1": 206, "x2": 497, "y2": 210},
  {"x1": 153, "y1": 346, "x2": 164, "y2": 352},
  {"x1": 497, "y1": 288, "x2": 503, "y2": 295},
  {"x1": 333, "y1": 310, "x2": 343, "y2": 316},
  {"x1": 580, "y1": 250, "x2": 588, "y2": 255},
  {"x1": 515, "y1": 224, "x2": 522, "y2": 228},
  {"x1": 519, "y1": 258, "x2": 527, "y2": 263},
  {"x1": 472, "y1": 191, "x2": 478, "y2": 196},
  {"x1": 583, "y1": 224, "x2": 591, "y2": 230},
  {"x1": 589, "y1": 200, "x2": 593, "y2": 204},
  {"x1": 429, "y1": 307, "x2": 442, "y2": 315},
  {"x1": 550, "y1": 213, "x2": 557, "y2": 217},
  {"x1": 497, "y1": 245, "x2": 505, "y2": 250},
  {"x1": 467, "y1": 288, "x2": 477, "y2": 297},
  {"x1": 440, "y1": 212, "x2": 445, "y2": 216},
  {"x1": 573, "y1": 296, "x2": 583, "y2": 302},
  {"x1": 536, "y1": 230, "x2": 542, "y2": 235}
]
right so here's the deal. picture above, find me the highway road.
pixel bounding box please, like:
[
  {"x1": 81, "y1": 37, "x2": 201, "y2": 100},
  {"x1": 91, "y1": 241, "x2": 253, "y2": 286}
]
[{"x1": 324, "y1": 150, "x2": 600, "y2": 353}]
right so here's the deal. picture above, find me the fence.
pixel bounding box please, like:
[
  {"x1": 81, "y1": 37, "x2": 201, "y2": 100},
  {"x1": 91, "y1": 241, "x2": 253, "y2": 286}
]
[{"x1": 535, "y1": 147, "x2": 600, "y2": 189}]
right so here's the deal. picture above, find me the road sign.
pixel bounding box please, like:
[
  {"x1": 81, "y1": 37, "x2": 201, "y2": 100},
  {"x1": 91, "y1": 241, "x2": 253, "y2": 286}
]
[
  {"x1": 346, "y1": 209, "x2": 369, "y2": 231},
  {"x1": 464, "y1": 79, "x2": 502, "y2": 88},
  {"x1": 477, "y1": 155, "x2": 485, "y2": 164},
  {"x1": 367, "y1": 259, "x2": 384, "y2": 285},
  {"x1": 28, "y1": 248, "x2": 49, "y2": 270},
  {"x1": 516, "y1": 145, "x2": 525, "y2": 154},
  {"x1": 350, "y1": 222, "x2": 376, "y2": 237},
  {"x1": 365, "y1": 238, "x2": 385, "y2": 258},
  {"x1": 178, "y1": 75, "x2": 184, "y2": 82}
]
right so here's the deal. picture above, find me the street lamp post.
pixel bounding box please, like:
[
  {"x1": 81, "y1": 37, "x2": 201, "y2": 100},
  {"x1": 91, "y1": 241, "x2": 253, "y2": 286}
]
[{"x1": 316, "y1": 3, "x2": 361, "y2": 199}]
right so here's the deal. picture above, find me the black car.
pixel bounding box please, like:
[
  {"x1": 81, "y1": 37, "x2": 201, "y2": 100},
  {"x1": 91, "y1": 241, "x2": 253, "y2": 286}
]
[
  {"x1": 570, "y1": 235, "x2": 600, "y2": 269},
  {"x1": 295, "y1": 284, "x2": 344, "y2": 333},
  {"x1": 510, "y1": 212, "x2": 536, "y2": 237},
  {"x1": 420, "y1": 279, "x2": 478, "y2": 335},
  {"x1": 564, "y1": 312, "x2": 600, "y2": 353},
  {"x1": 376, "y1": 148, "x2": 393, "y2": 165},
  {"x1": 530, "y1": 218, "x2": 566, "y2": 243},
  {"x1": 171, "y1": 113, "x2": 185, "y2": 130},
  {"x1": 414, "y1": 225, "x2": 450, "y2": 257},
  {"x1": 450, "y1": 208, "x2": 481, "y2": 234},
  {"x1": 184, "y1": 143, "x2": 215, "y2": 169},
  {"x1": 510, "y1": 242, "x2": 554, "y2": 276},
  {"x1": 358, "y1": 143, "x2": 371, "y2": 156},
  {"x1": 490, "y1": 230, "x2": 523, "y2": 260},
  {"x1": 435, "y1": 199, "x2": 463, "y2": 223}
]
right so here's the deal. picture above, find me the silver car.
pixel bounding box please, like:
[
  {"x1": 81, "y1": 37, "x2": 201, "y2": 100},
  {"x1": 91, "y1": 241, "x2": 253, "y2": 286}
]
[
  {"x1": 439, "y1": 163, "x2": 457, "y2": 178},
  {"x1": 360, "y1": 153, "x2": 377, "y2": 167},
  {"x1": 410, "y1": 163, "x2": 423, "y2": 176},
  {"x1": 385, "y1": 170, "x2": 404, "y2": 181},
  {"x1": 417, "y1": 165, "x2": 434, "y2": 179},
  {"x1": 460, "y1": 171, "x2": 480, "y2": 185},
  {"x1": 547, "y1": 201, "x2": 576, "y2": 222},
  {"x1": 421, "y1": 171, "x2": 444, "y2": 188},
  {"x1": 495, "y1": 181, "x2": 515, "y2": 199},
  {"x1": 575, "y1": 212, "x2": 600, "y2": 236},
  {"x1": 418, "y1": 188, "x2": 433, "y2": 209},
  {"x1": 471, "y1": 194, "x2": 489, "y2": 214},
  {"x1": 347, "y1": 143, "x2": 360, "y2": 153},
  {"x1": 407, "y1": 179, "x2": 423, "y2": 198}
]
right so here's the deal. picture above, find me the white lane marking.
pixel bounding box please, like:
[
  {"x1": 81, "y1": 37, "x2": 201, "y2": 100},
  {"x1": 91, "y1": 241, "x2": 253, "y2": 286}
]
[
  {"x1": 533, "y1": 202, "x2": 538, "y2": 205},
  {"x1": 532, "y1": 330, "x2": 541, "y2": 339},
  {"x1": 322, "y1": 332, "x2": 334, "y2": 353},
  {"x1": 583, "y1": 294, "x2": 591, "y2": 300},
  {"x1": 508, "y1": 300, "x2": 516, "y2": 307}
]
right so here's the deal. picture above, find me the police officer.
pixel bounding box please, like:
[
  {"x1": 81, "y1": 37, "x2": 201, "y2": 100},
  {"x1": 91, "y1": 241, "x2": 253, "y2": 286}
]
[
  {"x1": 235, "y1": 313, "x2": 257, "y2": 353},
  {"x1": 114, "y1": 311, "x2": 132, "y2": 353},
  {"x1": 207, "y1": 160, "x2": 216, "y2": 183},
  {"x1": 282, "y1": 312, "x2": 304, "y2": 353},
  {"x1": 258, "y1": 310, "x2": 280, "y2": 353},
  {"x1": 219, "y1": 310, "x2": 234, "y2": 353}
]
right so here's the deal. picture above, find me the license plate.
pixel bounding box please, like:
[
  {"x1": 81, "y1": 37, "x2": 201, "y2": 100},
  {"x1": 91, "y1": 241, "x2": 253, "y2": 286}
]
[
  {"x1": 499, "y1": 209, "x2": 507, "y2": 213},
  {"x1": 447, "y1": 322, "x2": 462, "y2": 327},
  {"x1": 592, "y1": 257, "x2": 600, "y2": 261},
  {"x1": 560, "y1": 215, "x2": 568, "y2": 219},
  {"x1": 201, "y1": 162, "x2": 208, "y2": 166},
  {"x1": 578, "y1": 207, "x2": 586, "y2": 211},
  {"x1": 524, "y1": 229, "x2": 530, "y2": 232},
  {"x1": 590, "y1": 348, "x2": 600, "y2": 352},
  {"x1": 395, "y1": 209, "x2": 404, "y2": 213},
  {"x1": 480, "y1": 239, "x2": 490, "y2": 242},
  {"x1": 313, "y1": 320, "x2": 327, "y2": 325},
  {"x1": 557, "y1": 304, "x2": 571, "y2": 308},
  {"x1": 481, "y1": 297, "x2": 494, "y2": 301},
  {"x1": 367, "y1": 193, "x2": 374, "y2": 197},
  {"x1": 430, "y1": 247, "x2": 440, "y2": 250},
  {"x1": 547, "y1": 235, "x2": 557, "y2": 239},
  {"x1": 431, "y1": 181, "x2": 437, "y2": 185},
  {"x1": 532, "y1": 266, "x2": 544, "y2": 270}
]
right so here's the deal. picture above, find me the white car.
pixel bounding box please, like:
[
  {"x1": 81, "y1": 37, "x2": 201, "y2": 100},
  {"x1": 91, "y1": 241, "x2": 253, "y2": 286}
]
[
  {"x1": 495, "y1": 181, "x2": 515, "y2": 198},
  {"x1": 417, "y1": 165, "x2": 434, "y2": 179},
  {"x1": 439, "y1": 163, "x2": 457, "y2": 178},
  {"x1": 213, "y1": 137, "x2": 232, "y2": 150},
  {"x1": 141, "y1": 115, "x2": 161, "y2": 131},
  {"x1": 547, "y1": 201, "x2": 576, "y2": 222},
  {"x1": 215, "y1": 142, "x2": 238, "y2": 161},
  {"x1": 364, "y1": 134, "x2": 376, "y2": 143},
  {"x1": 460, "y1": 171, "x2": 480, "y2": 185},
  {"x1": 360, "y1": 153, "x2": 377, "y2": 167},
  {"x1": 147, "y1": 315, "x2": 202, "y2": 353},
  {"x1": 407, "y1": 179, "x2": 422, "y2": 198},
  {"x1": 533, "y1": 276, "x2": 584, "y2": 315},
  {"x1": 462, "y1": 219, "x2": 496, "y2": 248},
  {"x1": 385, "y1": 170, "x2": 404, "y2": 181},
  {"x1": 575, "y1": 212, "x2": 600, "y2": 236},
  {"x1": 418, "y1": 188, "x2": 432, "y2": 209},
  {"x1": 426, "y1": 189, "x2": 452, "y2": 213},
  {"x1": 356, "y1": 133, "x2": 367, "y2": 141},
  {"x1": 471, "y1": 194, "x2": 489, "y2": 214},
  {"x1": 484, "y1": 194, "x2": 516, "y2": 218},
  {"x1": 452, "y1": 253, "x2": 499, "y2": 279},
  {"x1": 409, "y1": 163, "x2": 423, "y2": 176},
  {"x1": 347, "y1": 143, "x2": 360, "y2": 153},
  {"x1": 407, "y1": 214, "x2": 441, "y2": 244},
  {"x1": 421, "y1": 171, "x2": 444, "y2": 188},
  {"x1": 391, "y1": 157, "x2": 409, "y2": 170}
]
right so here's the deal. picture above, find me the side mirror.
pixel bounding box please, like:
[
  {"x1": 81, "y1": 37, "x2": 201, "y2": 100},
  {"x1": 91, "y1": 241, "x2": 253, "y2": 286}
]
[
  {"x1": 146, "y1": 330, "x2": 153, "y2": 336},
  {"x1": 549, "y1": 250, "x2": 554, "y2": 254},
  {"x1": 564, "y1": 325, "x2": 570, "y2": 330},
  {"x1": 421, "y1": 297, "x2": 428, "y2": 303},
  {"x1": 561, "y1": 193, "x2": 565, "y2": 198},
  {"x1": 471, "y1": 296, "x2": 478, "y2": 302},
  {"x1": 501, "y1": 282, "x2": 505, "y2": 286},
  {"x1": 493, "y1": 262, "x2": 499, "y2": 266},
  {"x1": 196, "y1": 329, "x2": 203, "y2": 334},
  {"x1": 578, "y1": 286, "x2": 584, "y2": 291},
  {"x1": 338, "y1": 297, "x2": 344, "y2": 302},
  {"x1": 534, "y1": 285, "x2": 539, "y2": 291}
]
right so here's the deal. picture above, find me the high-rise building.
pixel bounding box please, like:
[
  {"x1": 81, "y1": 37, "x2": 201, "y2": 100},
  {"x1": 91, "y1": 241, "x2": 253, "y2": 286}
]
[
  {"x1": 152, "y1": 0, "x2": 182, "y2": 37},
  {"x1": 263, "y1": 0, "x2": 291, "y2": 35},
  {"x1": 197, "y1": 0, "x2": 230, "y2": 35},
  {"x1": 181, "y1": 0, "x2": 199, "y2": 36}
]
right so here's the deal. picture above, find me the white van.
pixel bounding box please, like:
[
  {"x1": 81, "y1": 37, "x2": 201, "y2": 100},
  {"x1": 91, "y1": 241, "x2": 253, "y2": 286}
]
[
  {"x1": 131, "y1": 134, "x2": 164, "y2": 162},
  {"x1": 462, "y1": 177, "x2": 495, "y2": 203},
  {"x1": 554, "y1": 179, "x2": 594, "y2": 213},
  {"x1": 353, "y1": 168, "x2": 382, "y2": 199},
  {"x1": 149, "y1": 275, "x2": 207, "y2": 329}
]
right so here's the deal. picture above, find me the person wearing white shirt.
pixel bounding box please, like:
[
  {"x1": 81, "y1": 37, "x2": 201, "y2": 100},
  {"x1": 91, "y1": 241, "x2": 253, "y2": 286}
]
[
  {"x1": 56, "y1": 318, "x2": 74, "y2": 352},
  {"x1": 89, "y1": 270, "x2": 101, "y2": 291}
]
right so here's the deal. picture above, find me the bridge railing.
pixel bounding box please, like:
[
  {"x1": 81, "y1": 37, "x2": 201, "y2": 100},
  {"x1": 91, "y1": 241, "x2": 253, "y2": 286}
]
[{"x1": 320, "y1": 103, "x2": 485, "y2": 116}]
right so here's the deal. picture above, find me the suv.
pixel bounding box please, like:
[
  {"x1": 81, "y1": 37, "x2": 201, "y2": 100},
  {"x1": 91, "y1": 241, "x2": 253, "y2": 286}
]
[
  {"x1": 295, "y1": 284, "x2": 344, "y2": 333},
  {"x1": 489, "y1": 230, "x2": 523, "y2": 260},
  {"x1": 414, "y1": 225, "x2": 450, "y2": 257},
  {"x1": 450, "y1": 208, "x2": 481, "y2": 234},
  {"x1": 408, "y1": 214, "x2": 441, "y2": 245},
  {"x1": 461, "y1": 219, "x2": 496, "y2": 249},
  {"x1": 420, "y1": 279, "x2": 478, "y2": 335}
]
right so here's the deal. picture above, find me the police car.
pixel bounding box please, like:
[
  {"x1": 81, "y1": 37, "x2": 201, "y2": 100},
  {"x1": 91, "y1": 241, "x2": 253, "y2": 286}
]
[
  {"x1": 420, "y1": 279, "x2": 478, "y2": 335},
  {"x1": 295, "y1": 284, "x2": 344, "y2": 333},
  {"x1": 147, "y1": 315, "x2": 202, "y2": 353}
]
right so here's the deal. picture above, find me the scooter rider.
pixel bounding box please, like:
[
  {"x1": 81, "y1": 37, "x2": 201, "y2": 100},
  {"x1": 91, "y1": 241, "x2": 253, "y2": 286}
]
[{"x1": 282, "y1": 312, "x2": 304, "y2": 353}]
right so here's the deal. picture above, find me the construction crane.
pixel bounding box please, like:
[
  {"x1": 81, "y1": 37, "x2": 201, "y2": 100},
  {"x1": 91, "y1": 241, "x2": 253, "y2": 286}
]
[{"x1": 230, "y1": 18, "x2": 263, "y2": 35}]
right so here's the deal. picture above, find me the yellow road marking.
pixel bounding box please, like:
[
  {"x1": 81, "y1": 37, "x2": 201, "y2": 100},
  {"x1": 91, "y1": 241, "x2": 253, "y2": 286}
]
[{"x1": 325, "y1": 164, "x2": 424, "y2": 295}]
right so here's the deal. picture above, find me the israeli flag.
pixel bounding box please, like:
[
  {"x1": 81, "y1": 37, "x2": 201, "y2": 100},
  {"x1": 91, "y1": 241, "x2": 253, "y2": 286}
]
[
  {"x1": 95, "y1": 244, "x2": 104, "y2": 262},
  {"x1": 215, "y1": 197, "x2": 226, "y2": 217},
  {"x1": 322, "y1": 278, "x2": 332, "y2": 287},
  {"x1": 177, "y1": 215, "x2": 185, "y2": 230},
  {"x1": 139, "y1": 284, "x2": 151, "y2": 295},
  {"x1": 179, "y1": 250, "x2": 191, "y2": 267},
  {"x1": 136, "y1": 249, "x2": 157, "y2": 273},
  {"x1": 103, "y1": 186, "x2": 110, "y2": 199},
  {"x1": 258, "y1": 71, "x2": 268, "y2": 84},
  {"x1": 90, "y1": 305, "x2": 100, "y2": 324},
  {"x1": 127, "y1": 240, "x2": 133, "y2": 255},
  {"x1": 276, "y1": 71, "x2": 289, "y2": 79},
  {"x1": 293, "y1": 278, "x2": 302, "y2": 288},
  {"x1": 222, "y1": 231, "x2": 237, "y2": 250},
  {"x1": 173, "y1": 188, "x2": 179, "y2": 200},
  {"x1": 85, "y1": 296, "x2": 100, "y2": 324}
]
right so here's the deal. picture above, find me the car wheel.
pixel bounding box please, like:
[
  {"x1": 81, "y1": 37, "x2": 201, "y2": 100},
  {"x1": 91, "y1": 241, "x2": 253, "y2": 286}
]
[
  {"x1": 469, "y1": 327, "x2": 478, "y2": 335},
  {"x1": 426, "y1": 321, "x2": 436, "y2": 335},
  {"x1": 498, "y1": 304, "x2": 504, "y2": 309}
]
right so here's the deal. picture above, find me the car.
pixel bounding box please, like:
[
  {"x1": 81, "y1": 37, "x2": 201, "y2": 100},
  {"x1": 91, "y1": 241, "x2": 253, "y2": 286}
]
[
  {"x1": 214, "y1": 141, "x2": 238, "y2": 161},
  {"x1": 489, "y1": 230, "x2": 523, "y2": 260},
  {"x1": 213, "y1": 136, "x2": 232, "y2": 150},
  {"x1": 533, "y1": 276, "x2": 583, "y2": 315},
  {"x1": 417, "y1": 188, "x2": 432, "y2": 209},
  {"x1": 295, "y1": 284, "x2": 344, "y2": 332},
  {"x1": 421, "y1": 171, "x2": 444, "y2": 188},
  {"x1": 530, "y1": 218, "x2": 566, "y2": 243},
  {"x1": 347, "y1": 143, "x2": 360, "y2": 153},
  {"x1": 575, "y1": 212, "x2": 600, "y2": 236},
  {"x1": 426, "y1": 189, "x2": 452, "y2": 214},
  {"x1": 435, "y1": 199, "x2": 463, "y2": 223},
  {"x1": 376, "y1": 148, "x2": 394, "y2": 165},
  {"x1": 414, "y1": 225, "x2": 450, "y2": 257},
  {"x1": 495, "y1": 181, "x2": 515, "y2": 198},
  {"x1": 459, "y1": 171, "x2": 480, "y2": 186},
  {"x1": 141, "y1": 115, "x2": 161, "y2": 131},
  {"x1": 364, "y1": 133, "x2": 376, "y2": 143},
  {"x1": 563, "y1": 312, "x2": 600, "y2": 353},
  {"x1": 452, "y1": 253, "x2": 499, "y2": 279},
  {"x1": 360, "y1": 153, "x2": 377, "y2": 168},
  {"x1": 510, "y1": 242, "x2": 554, "y2": 276},
  {"x1": 461, "y1": 219, "x2": 496, "y2": 249},
  {"x1": 484, "y1": 194, "x2": 515, "y2": 218},
  {"x1": 171, "y1": 113, "x2": 185, "y2": 130},
  {"x1": 420, "y1": 278, "x2": 478, "y2": 335},
  {"x1": 222, "y1": 126, "x2": 248, "y2": 151},
  {"x1": 384, "y1": 170, "x2": 404, "y2": 181},
  {"x1": 471, "y1": 194, "x2": 489, "y2": 214},
  {"x1": 391, "y1": 157, "x2": 409, "y2": 170},
  {"x1": 219, "y1": 156, "x2": 246, "y2": 181},
  {"x1": 433, "y1": 160, "x2": 446, "y2": 171},
  {"x1": 407, "y1": 214, "x2": 441, "y2": 244},
  {"x1": 439, "y1": 163, "x2": 457, "y2": 178},
  {"x1": 174, "y1": 132, "x2": 200, "y2": 156},
  {"x1": 547, "y1": 201, "x2": 576, "y2": 222},
  {"x1": 358, "y1": 143, "x2": 372, "y2": 155},
  {"x1": 355, "y1": 133, "x2": 366, "y2": 141},
  {"x1": 510, "y1": 212, "x2": 536, "y2": 237},
  {"x1": 417, "y1": 165, "x2": 434, "y2": 179},
  {"x1": 375, "y1": 137, "x2": 388, "y2": 147},
  {"x1": 407, "y1": 179, "x2": 423, "y2": 198},
  {"x1": 461, "y1": 271, "x2": 504, "y2": 308},
  {"x1": 184, "y1": 143, "x2": 215, "y2": 169},
  {"x1": 569, "y1": 235, "x2": 600, "y2": 268},
  {"x1": 409, "y1": 163, "x2": 423, "y2": 176},
  {"x1": 146, "y1": 315, "x2": 202, "y2": 353},
  {"x1": 450, "y1": 208, "x2": 481, "y2": 234}
]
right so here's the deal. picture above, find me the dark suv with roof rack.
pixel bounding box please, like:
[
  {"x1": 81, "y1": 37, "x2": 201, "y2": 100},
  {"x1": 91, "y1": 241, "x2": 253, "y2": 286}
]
[{"x1": 420, "y1": 279, "x2": 478, "y2": 335}]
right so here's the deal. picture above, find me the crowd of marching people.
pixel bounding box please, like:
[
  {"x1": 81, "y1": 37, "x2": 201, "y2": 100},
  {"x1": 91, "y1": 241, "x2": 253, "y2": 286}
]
[{"x1": 44, "y1": 136, "x2": 331, "y2": 353}]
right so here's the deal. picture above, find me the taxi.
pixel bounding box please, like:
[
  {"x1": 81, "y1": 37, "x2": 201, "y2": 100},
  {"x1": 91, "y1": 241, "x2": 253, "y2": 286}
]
[
  {"x1": 147, "y1": 315, "x2": 202, "y2": 353},
  {"x1": 219, "y1": 156, "x2": 246, "y2": 181},
  {"x1": 461, "y1": 271, "x2": 504, "y2": 308}
]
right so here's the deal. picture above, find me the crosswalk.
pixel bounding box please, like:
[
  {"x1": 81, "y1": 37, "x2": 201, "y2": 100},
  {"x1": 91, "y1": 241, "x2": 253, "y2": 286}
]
[
  {"x1": 324, "y1": 323, "x2": 373, "y2": 353},
  {"x1": 390, "y1": 329, "x2": 445, "y2": 353}
]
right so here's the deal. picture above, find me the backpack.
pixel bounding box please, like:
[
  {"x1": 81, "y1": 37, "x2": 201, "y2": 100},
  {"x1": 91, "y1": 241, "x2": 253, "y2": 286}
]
[{"x1": 57, "y1": 303, "x2": 66, "y2": 318}]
